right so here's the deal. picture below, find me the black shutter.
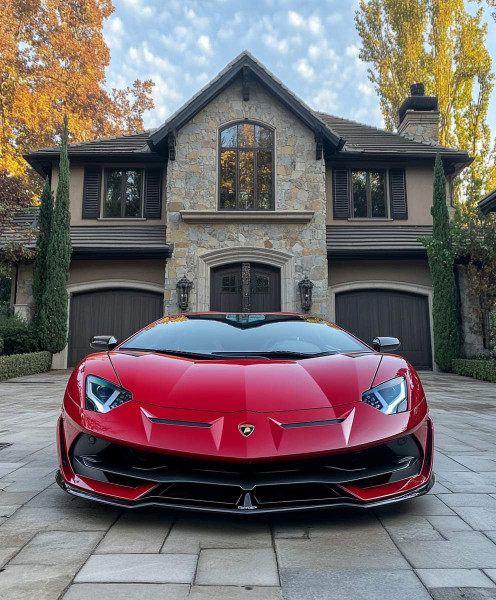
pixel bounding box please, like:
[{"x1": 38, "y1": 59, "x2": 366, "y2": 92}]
[
  {"x1": 389, "y1": 169, "x2": 408, "y2": 220},
  {"x1": 144, "y1": 169, "x2": 162, "y2": 219},
  {"x1": 82, "y1": 168, "x2": 101, "y2": 219},
  {"x1": 333, "y1": 169, "x2": 350, "y2": 219}
]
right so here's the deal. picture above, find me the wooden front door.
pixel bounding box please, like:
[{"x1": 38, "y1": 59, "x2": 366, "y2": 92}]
[
  {"x1": 335, "y1": 289, "x2": 432, "y2": 370},
  {"x1": 210, "y1": 263, "x2": 281, "y2": 312}
]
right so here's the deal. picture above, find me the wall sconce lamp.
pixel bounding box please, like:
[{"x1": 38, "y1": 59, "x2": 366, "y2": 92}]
[
  {"x1": 176, "y1": 275, "x2": 193, "y2": 311},
  {"x1": 298, "y1": 277, "x2": 314, "y2": 312}
]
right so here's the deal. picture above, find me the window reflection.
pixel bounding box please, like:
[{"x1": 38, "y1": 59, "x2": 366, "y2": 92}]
[{"x1": 219, "y1": 122, "x2": 274, "y2": 210}]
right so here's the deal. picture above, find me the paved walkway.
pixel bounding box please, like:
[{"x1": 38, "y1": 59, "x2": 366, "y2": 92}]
[{"x1": 0, "y1": 370, "x2": 496, "y2": 599}]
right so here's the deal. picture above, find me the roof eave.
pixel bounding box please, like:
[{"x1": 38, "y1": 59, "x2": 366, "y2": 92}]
[
  {"x1": 478, "y1": 189, "x2": 496, "y2": 214},
  {"x1": 327, "y1": 249, "x2": 427, "y2": 259}
]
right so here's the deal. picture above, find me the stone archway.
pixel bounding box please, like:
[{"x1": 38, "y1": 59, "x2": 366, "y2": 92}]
[{"x1": 196, "y1": 246, "x2": 296, "y2": 312}]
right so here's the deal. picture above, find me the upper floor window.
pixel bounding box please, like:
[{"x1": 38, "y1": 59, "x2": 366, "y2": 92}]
[
  {"x1": 333, "y1": 167, "x2": 407, "y2": 220},
  {"x1": 219, "y1": 122, "x2": 274, "y2": 211},
  {"x1": 351, "y1": 170, "x2": 386, "y2": 218},
  {"x1": 82, "y1": 167, "x2": 162, "y2": 219},
  {"x1": 104, "y1": 169, "x2": 142, "y2": 218}
]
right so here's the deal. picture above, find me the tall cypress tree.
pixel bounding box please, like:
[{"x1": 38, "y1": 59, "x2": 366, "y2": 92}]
[
  {"x1": 32, "y1": 176, "x2": 53, "y2": 338},
  {"x1": 421, "y1": 153, "x2": 460, "y2": 370},
  {"x1": 38, "y1": 116, "x2": 72, "y2": 353}
]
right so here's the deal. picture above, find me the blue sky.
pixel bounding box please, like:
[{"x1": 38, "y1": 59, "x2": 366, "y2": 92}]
[{"x1": 104, "y1": 0, "x2": 496, "y2": 137}]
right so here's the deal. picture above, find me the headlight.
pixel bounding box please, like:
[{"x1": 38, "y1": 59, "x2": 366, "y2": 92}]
[
  {"x1": 85, "y1": 376, "x2": 132, "y2": 413},
  {"x1": 362, "y1": 376, "x2": 407, "y2": 414}
]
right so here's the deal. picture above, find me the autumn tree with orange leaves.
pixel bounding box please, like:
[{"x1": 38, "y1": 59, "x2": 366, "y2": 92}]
[{"x1": 0, "y1": 0, "x2": 154, "y2": 184}]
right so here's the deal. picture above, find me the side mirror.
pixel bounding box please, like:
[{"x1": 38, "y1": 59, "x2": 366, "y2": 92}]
[
  {"x1": 90, "y1": 335, "x2": 118, "y2": 351},
  {"x1": 372, "y1": 336, "x2": 401, "y2": 353}
]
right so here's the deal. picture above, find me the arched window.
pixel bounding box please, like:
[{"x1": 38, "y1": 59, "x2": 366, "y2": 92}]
[{"x1": 219, "y1": 121, "x2": 274, "y2": 210}]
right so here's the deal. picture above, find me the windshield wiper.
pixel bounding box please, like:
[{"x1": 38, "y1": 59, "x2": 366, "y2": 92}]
[
  {"x1": 119, "y1": 348, "x2": 218, "y2": 360},
  {"x1": 212, "y1": 350, "x2": 339, "y2": 359}
]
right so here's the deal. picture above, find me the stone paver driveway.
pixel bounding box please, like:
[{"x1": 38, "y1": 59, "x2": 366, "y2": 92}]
[{"x1": 1, "y1": 370, "x2": 496, "y2": 599}]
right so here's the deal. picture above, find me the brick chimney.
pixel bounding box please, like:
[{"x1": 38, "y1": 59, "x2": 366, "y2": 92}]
[{"x1": 397, "y1": 83, "x2": 440, "y2": 145}]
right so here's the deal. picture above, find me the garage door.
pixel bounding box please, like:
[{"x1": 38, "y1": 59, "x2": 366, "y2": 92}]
[
  {"x1": 68, "y1": 289, "x2": 164, "y2": 366},
  {"x1": 335, "y1": 289, "x2": 432, "y2": 370}
]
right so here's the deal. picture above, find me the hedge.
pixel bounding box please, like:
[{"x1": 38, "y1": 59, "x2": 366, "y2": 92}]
[
  {"x1": 0, "y1": 351, "x2": 52, "y2": 382},
  {"x1": 452, "y1": 359, "x2": 496, "y2": 383}
]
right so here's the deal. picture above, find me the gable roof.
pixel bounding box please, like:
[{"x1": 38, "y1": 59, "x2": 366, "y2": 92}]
[
  {"x1": 23, "y1": 51, "x2": 472, "y2": 177},
  {"x1": 148, "y1": 50, "x2": 345, "y2": 155},
  {"x1": 479, "y1": 188, "x2": 496, "y2": 214}
]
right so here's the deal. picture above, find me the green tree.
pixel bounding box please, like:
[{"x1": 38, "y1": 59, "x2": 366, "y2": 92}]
[
  {"x1": 421, "y1": 154, "x2": 461, "y2": 370},
  {"x1": 355, "y1": 0, "x2": 495, "y2": 200},
  {"x1": 31, "y1": 176, "x2": 53, "y2": 337},
  {"x1": 38, "y1": 116, "x2": 71, "y2": 353}
]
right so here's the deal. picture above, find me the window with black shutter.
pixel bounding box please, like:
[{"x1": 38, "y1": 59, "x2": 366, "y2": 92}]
[
  {"x1": 333, "y1": 169, "x2": 350, "y2": 219},
  {"x1": 389, "y1": 169, "x2": 408, "y2": 219},
  {"x1": 82, "y1": 168, "x2": 101, "y2": 219},
  {"x1": 82, "y1": 167, "x2": 163, "y2": 219},
  {"x1": 144, "y1": 169, "x2": 162, "y2": 218},
  {"x1": 332, "y1": 167, "x2": 408, "y2": 220}
]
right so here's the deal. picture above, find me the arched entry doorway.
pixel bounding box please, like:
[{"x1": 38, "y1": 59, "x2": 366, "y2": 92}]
[{"x1": 210, "y1": 263, "x2": 281, "y2": 312}]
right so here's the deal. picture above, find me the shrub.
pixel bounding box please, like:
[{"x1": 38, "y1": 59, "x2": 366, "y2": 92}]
[
  {"x1": 0, "y1": 314, "x2": 39, "y2": 355},
  {"x1": 0, "y1": 351, "x2": 51, "y2": 381},
  {"x1": 452, "y1": 358, "x2": 496, "y2": 383}
]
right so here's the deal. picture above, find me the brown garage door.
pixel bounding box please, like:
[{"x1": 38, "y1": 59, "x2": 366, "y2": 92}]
[
  {"x1": 335, "y1": 289, "x2": 432, "y2": 370},
  {"x1": 68, "y1": 288, "x2": 163, "y2": 366}
]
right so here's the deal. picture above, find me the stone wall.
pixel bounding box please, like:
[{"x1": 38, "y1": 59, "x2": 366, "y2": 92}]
[
  {"x1": 164, "y1": 78, "x2": 328, "y2": 315},
  {"x1": 397, "y1": 110, "x2": 440, "y2": 145}
]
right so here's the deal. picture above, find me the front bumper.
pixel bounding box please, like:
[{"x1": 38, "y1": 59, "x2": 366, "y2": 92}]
[{"x1": 56, "y1": 412, "x2": 434, "y2": 513}]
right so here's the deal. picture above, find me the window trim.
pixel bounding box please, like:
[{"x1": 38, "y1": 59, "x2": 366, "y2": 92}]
[
  {"x1": 218, "y1": 120, "x2": 275, "y2": 211},
  {"x1": 103, "y1": 168, "x2": 144, "y2": 219},
  {"x1": 350, "y1": 168, "x2": 388, "y2": 219}
]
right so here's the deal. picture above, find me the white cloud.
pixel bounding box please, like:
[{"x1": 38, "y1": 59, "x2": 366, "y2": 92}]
[
  {"x1": 198, "y1": 34, "x2": 212, "y2": 54},
  {"x1": 313, "y1": 88, "x2": 338, "y2": 112},
  {"x1": 288, "y1": 11, "x2": 324, "y2": 36},
  {"x1": 128, "y1": 47, "x2": 139, "y2": 61},
  {"x1": 288, "y1": 10, "x2": 304, "y2": 27},
  {"x1": 196, "y1": 72, "x2": 209, "y2": 83},
  {"x1": 149, "y1": 72, "x2": 182, "y2": 121},
  {"x1": 308, "y1": 44, "x2": 321, "y2": 61},
  {"x1": 308, "y1": 15, "x2": 323, "y2": 35},
  {"x1": 358, "y1": 82, "x2": 373, "y2": 96},
  {"x1": 264, "y1": 34, "x2": 289, "y2": 54},
  {"x1": 184, "y1": 7, "x2": 209, "y2": 29},
  {"x1": 123, "y1": 0, "x2": 153, "y2": 17},
  {"x1": 295, "y1": 58, "x2": 315, "y2": 80},
  {"x1": 307, "y1": 41, "x2": 340, "y2": 72},
  {"x1": 142, "y1": 44, "x2": 176, "y2": 73},
  {"x1": 345, "y1": 44, "x2": 360, "y2": 57},
  {"x1": 109, "y1": 17, "x2": 124, "y2": 34}
]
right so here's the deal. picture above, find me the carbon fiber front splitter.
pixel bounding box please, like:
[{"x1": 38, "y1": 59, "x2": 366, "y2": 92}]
[{"x1": 55, "y1": 470, "x2": 435, "y2": 514}]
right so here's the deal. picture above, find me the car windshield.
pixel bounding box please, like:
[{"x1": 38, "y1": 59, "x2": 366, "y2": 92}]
[{"x1": 119, "y1": 314, "x2": 371, "y2": 358}]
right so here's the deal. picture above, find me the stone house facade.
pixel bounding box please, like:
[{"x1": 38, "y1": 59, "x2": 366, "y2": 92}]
[{"x1": 17, "y1": 52, "x2": 471, "y2": 370}]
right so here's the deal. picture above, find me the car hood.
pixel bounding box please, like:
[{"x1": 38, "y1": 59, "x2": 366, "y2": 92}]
[{"x1": 108, "y1": 351, "x2": 382, "y2": 412}]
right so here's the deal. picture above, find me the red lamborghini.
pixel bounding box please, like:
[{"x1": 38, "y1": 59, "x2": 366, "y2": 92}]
[{"x1": 56, "y1": 312, "x2": 434, "y2": 513}]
